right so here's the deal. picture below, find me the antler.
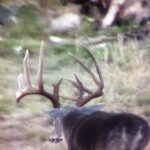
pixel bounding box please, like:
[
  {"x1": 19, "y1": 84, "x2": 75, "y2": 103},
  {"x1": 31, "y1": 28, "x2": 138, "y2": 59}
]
[
  {"x1": 16, "y1": 41, "x2": 62, "y2": 108},
  {"x1": 62, "y1": 48, "x2": 104, "y2": 107}
]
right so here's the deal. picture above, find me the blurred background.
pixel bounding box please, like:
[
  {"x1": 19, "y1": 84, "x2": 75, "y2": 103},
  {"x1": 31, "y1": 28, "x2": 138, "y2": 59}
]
[{"x1": 0, "y1": 0, "x2": 150, "y2": 149}]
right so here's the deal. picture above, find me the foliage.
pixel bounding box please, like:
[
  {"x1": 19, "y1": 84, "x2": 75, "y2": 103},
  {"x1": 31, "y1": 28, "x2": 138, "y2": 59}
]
[
  {"x1": 114, "y1": 18, "x2": 139, "y2": 33},
  {"x1": 9, "y1": 5, "x2": 44, "y2": 38},
  {"x1": 76, "y1": 20, "x2": 97, "y2": 36},
  {"x1": 136, "y1": 95, "x2": 150, "y2": 106}
]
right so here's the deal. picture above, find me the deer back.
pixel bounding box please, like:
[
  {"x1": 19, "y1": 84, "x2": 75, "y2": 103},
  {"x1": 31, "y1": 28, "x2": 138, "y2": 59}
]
[{"x1": 68, "y1": 112, "x2": 150, "y2": 150}]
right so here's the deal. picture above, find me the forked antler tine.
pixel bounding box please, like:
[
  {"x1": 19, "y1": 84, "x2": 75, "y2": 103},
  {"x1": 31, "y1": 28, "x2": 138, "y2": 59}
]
[
  {"x1": 38, "y1": 41, "x2": 44, "y2": 90},
  {"x1": 71, "y1": 55, "x2": 100, "y2": 87}
]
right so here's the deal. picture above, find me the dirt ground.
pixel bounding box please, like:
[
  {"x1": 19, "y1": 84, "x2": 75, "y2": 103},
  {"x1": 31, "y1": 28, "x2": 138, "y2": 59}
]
[{"x1": 0, "y1": 112, "x2": 67, "y2": 150}]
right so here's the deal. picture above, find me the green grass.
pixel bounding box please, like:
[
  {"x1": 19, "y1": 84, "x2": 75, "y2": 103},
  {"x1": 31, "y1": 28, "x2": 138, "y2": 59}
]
[
  {"x1": 8, "y1": 5, "x2": 45, "y2": 39},
  {"x1": 76, "y1": 20, "x2": 96, "y2": 36},
  {"x1": 114, "y1": 19, "x2": 139, "y2": 33},
  {"x1": 0, "y1": 97, "x2": 16, "y2": 115},
  {"x1": 0, "y1": 38, "x2": 43, "y2": 57},
  {"x1": 136, "y1": 95, "x2": 150, "y2": 106},
  {"x1": 26, "y1": 125, "x2": 48, "y2": 140}
]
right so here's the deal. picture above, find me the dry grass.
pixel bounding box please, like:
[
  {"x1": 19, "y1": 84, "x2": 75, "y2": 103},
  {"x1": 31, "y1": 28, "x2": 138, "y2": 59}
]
[{"x1": 88, "y1": 38, "x2": 150, "y2": 108}]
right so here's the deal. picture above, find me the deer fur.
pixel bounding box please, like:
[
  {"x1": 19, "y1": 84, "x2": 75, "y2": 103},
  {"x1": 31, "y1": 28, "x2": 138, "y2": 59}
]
[{"x1": 47, "y1": 105, "x2": 150, "y2": 150}]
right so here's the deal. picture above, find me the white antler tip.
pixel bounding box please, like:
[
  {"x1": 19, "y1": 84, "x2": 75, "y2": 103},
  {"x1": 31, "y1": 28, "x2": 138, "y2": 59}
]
[
  {"x1": 25, "y1": 49, "x2": 29, "y2": 58},
  {"x1": 18, "y1": 73, "x2": 23, "y2": 89},
  {"x1": 16, "y1": 90, "x2": 22, "y2": 99},
  {"x1": 23, "y1": 50, "x2": 29, "y2": 64},
  {"x1": 40, "y1": 41, "x2": 44, "y2": 48}
]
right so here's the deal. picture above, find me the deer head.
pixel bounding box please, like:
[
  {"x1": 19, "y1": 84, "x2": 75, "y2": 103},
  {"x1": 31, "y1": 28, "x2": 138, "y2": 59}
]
[{"x1": 16, "y1": 41, "x2": 104, "y2": 143}]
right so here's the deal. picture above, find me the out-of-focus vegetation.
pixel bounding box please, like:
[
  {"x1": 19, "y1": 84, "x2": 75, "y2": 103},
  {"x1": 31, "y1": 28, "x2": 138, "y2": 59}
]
[{"x1": 0, "y1": 0, "x2": 150, "y2": 150}]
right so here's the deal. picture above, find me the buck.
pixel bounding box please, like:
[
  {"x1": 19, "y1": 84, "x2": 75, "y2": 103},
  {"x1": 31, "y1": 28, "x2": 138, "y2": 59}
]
[{"x1": 16, "y1": 43, "x2": 150, "y2": 150}]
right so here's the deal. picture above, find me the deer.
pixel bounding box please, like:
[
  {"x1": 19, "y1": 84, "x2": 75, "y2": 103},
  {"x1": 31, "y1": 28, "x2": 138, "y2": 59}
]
[{"x1": 16, "y1": 42, "x2": 150, "y2": 150}]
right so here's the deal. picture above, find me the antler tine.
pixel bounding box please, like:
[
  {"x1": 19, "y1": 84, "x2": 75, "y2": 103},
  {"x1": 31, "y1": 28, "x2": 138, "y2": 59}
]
[
  {"x1": 67, "y1": 79, "x2": 79, "y2": 89},
  {"x1": 85, "y1": 48, "x2": 104, "y2": 91},
  {"x1": 70, "y1": 54, "x2": 100, "y2": 87},
  {"x1": 16, "y1": 42, "x2": 62, "y2": 108},
  {"x1": 74, "y1": 74, "x2": 84, "y2": 99},
  {"x1": 23, "y1": 50, "x2": 32, "y2": 88},
  {"x1": 66, "y1": 77, "x2": 92, "y2": 94},
  {"x1": 53, "y1": 78, "x2": 63, "y2": 101},
  {"x1": 74, "y1": 71, "x2": 94, "y2": 94},
  {"x1": 38, "y1": 41, "x2": 44, "y2": 90}
]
